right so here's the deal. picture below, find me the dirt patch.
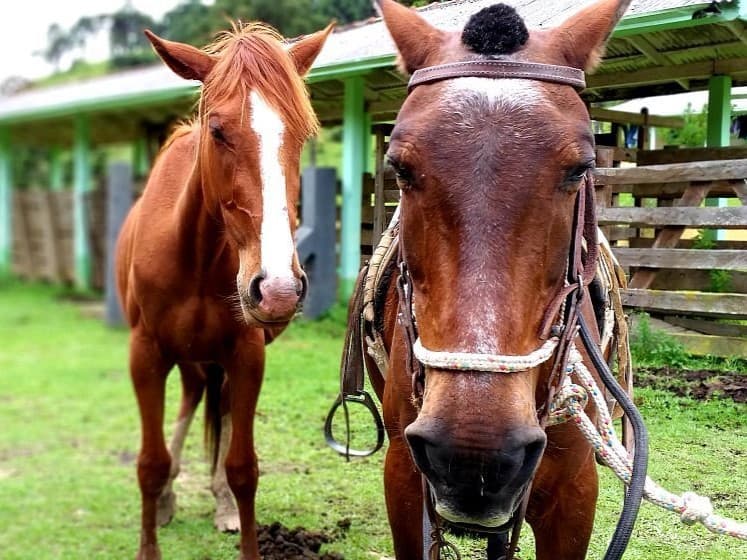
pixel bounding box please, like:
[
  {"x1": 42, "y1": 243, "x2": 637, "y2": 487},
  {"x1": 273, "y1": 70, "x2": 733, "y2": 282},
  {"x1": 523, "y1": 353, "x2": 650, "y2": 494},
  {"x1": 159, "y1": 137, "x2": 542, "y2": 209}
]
[
  {"x1": 637, "y1": 368, "x2": 747, "y2": 403},
  {"x1": 255, "y1": 521, "x2": 345, "y2": 559}
]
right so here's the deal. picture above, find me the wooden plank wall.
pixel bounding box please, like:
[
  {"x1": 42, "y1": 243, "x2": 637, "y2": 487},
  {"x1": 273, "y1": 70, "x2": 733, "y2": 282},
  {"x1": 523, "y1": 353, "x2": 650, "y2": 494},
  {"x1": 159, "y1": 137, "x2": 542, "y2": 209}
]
[{"x1": 594, "y1": 147, "x2": 747, "y2": 353}]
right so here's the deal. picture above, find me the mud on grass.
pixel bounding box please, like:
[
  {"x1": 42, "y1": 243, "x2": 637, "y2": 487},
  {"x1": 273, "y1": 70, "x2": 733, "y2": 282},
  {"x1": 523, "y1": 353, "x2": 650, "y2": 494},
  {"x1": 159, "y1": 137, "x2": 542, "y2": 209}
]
[
  {"x1": 636, "y1": 367, "x2": 747, "y2": 403},
  {"x1": 255, "y1": 521, "x2": 345, "y2": 560}
]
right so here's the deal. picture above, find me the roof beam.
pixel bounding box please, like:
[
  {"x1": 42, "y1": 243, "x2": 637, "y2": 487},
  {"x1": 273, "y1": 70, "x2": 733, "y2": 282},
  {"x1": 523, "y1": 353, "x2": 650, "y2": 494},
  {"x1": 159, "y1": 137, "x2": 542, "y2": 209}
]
[
  {"x1": 625, "y1": 35, "x2": 689, "y2": 90},
  {"x1": 724, "y1": 20, "x2": 747, "y2": 47},
  {"x1": 587, "y1": 57, "x2": 747, "y2": 90},
  {"x1": 589, "y1": 107, "x2": 684, "y2": 128}
]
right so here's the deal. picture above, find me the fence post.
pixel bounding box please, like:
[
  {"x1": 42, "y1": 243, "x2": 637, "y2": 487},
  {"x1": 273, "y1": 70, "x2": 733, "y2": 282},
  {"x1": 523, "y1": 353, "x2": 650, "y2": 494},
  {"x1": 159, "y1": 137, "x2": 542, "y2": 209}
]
[
  {"x1": 105, "y1": 162, "x2": 133, "y2": 327},
  {"x1": 296, "y1": 167, "x2": 338, "y2": 320}
]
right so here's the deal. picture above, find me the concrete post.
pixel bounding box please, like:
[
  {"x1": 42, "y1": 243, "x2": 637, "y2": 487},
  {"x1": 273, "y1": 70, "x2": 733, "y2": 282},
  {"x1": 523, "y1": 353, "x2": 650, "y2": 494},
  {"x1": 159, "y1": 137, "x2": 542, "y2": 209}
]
[
  {"x1": 105, "y1": 162, "x2": 133, "y2": 326},
  {"x1": 295, "y1": 167, "x2": 338, "y2": 319}
]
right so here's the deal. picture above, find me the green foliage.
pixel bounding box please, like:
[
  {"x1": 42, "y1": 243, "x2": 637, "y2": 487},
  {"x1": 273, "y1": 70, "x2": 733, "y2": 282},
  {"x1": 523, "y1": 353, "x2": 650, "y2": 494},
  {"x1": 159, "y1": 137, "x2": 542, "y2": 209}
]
[
  {"x1": 692, "y1": 231, "x2": 733, "y2": 294},
  {"x1": 661, "y1": 103, "x2": 708, "y2": 148},
  {"x1": 631, "y1": 312, "x2": 691, "y2": 369}
]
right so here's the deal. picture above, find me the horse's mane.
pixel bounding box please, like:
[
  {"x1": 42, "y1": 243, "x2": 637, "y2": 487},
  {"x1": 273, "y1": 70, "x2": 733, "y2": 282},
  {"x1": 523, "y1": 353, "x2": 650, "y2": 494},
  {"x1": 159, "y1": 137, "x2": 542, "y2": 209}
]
[
  {"x1": 159, "y1": 120, "x2": 197, "y2": 155},
  {"x1": 201, "y1": 22, "x2": 319, "y2": 142}
]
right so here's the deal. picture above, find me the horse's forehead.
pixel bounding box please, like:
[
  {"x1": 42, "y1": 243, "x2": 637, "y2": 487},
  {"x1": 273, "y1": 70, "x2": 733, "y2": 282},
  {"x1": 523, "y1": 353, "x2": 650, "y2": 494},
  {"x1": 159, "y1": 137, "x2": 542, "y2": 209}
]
[{"x1": 442, "y1": 77, "x2": 546, "y2": 110}]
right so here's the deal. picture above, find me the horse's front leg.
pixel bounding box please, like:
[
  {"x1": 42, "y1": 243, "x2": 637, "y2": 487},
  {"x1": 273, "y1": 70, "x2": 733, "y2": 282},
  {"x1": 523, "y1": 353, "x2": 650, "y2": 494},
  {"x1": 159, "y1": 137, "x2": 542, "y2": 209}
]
[
  {"x1": 527, "y1": 425, "x2": 599, "y2": 560},
  {"x1": 385, "y1": 436, "x2": 426, "y2": 559},
  {"x1": 223, "y1": 331, "x2": 265, "y2": 560},
  {"x1": 382, "y1": 346, "x2": 426, "y2": 560},
  {"x1": 157, "y1": 362, "x2": 205, "y2": 527},
  {"x1": 130, "y1": 330, "x2": 175, "y2": 560}
]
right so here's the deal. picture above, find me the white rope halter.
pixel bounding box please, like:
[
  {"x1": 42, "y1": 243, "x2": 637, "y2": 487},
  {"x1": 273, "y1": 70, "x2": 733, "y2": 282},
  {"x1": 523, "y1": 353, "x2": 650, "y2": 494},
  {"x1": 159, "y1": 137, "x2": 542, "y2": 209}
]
[{"x1": 412, "y1": 337, "x2": 559, "y2": 373}]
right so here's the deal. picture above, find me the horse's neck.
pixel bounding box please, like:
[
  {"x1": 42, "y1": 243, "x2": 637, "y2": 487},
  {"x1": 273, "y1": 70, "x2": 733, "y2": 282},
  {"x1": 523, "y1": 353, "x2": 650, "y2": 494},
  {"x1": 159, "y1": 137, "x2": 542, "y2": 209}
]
[{"x1": 171, "y1": 138, "x2": 229, "y2": 276}]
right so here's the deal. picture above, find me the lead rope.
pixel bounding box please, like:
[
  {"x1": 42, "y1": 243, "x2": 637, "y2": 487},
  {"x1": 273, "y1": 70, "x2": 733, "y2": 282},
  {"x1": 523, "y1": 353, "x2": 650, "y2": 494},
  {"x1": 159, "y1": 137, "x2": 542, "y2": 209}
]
[{"x1": 552, "y1": 346, "x2": 747, "y2": 540}]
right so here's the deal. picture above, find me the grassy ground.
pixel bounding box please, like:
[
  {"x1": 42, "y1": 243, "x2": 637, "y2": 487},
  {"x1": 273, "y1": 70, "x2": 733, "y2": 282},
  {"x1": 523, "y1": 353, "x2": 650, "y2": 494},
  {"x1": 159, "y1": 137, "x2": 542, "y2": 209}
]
[{"x1": 0, "y1": 281, "x2": 745, "y2": 559}]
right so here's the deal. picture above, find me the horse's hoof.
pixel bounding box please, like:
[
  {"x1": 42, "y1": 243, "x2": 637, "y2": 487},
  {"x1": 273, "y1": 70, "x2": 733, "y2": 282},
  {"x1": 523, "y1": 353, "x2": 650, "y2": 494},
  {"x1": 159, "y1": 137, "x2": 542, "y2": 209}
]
[
  {"x1": 156, "y1": 490, "x2": 176, "y2": 527},
  {"x1": 214, "y1": 508, "x2": 241, "y2": 533}
]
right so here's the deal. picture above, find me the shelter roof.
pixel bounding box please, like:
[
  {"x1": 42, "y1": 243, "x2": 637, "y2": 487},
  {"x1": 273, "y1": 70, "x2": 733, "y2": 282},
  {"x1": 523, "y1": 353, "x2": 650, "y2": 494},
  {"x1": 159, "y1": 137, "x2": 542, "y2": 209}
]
[{"x1": 0, "y1": 0, "x2": 744, "y2": 144}]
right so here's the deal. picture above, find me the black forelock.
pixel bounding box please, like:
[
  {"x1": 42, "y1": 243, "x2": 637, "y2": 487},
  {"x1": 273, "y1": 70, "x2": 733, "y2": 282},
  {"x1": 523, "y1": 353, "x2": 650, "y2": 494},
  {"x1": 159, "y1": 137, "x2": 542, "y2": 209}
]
[{"x1": 461, "y1": 4, "x2": 529, "y2": 56}]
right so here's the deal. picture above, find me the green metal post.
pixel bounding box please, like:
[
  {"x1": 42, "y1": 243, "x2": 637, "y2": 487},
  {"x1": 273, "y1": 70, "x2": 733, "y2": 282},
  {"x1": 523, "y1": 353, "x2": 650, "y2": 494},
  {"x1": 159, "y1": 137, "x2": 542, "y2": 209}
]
[
  {"x1": 73, "y1": 115, "x2": 92, "y2": 290},
  {"x1": 707, "y1": 75, "x2": 732, "y2": 148},
  {"x1": 50, "y1": 147, "x2": 64, "y2": 191},
  {"x1": 133, "y1": 136, "x2": 150, "y2": 179},
  {"x1": 706, "y1": 75, "x2": 732, "y2": 242},
  {"x1": 363, "y1": 111, "x2": 373, "y2": 175},
  {"x1": 340, "y1": 76, "x2": 366, "y2": 300},
  {"x1": 0, "y1": 127, "x2": 11, "y2": 278}
]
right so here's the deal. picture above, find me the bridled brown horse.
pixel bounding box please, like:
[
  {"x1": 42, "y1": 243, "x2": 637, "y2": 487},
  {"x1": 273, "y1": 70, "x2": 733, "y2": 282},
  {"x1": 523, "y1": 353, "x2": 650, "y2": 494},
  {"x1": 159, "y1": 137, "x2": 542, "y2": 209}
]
[
  {"x1": 115, "y1": 23, "x2": 332, "y2": 560},
  {"x1": 365, "y1": 1, "x2": 634, "y2": 558}
]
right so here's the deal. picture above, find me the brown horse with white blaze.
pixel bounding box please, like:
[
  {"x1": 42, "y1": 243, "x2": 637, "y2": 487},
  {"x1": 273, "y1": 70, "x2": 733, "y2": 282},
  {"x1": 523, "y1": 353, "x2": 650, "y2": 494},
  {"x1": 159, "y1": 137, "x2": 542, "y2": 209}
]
[
  {"x1": 115, "y1": 23, "x2": 332, "y2": 560},
  {"x1": 367, "y1": 1, "x2": 632, "y2": 558}
]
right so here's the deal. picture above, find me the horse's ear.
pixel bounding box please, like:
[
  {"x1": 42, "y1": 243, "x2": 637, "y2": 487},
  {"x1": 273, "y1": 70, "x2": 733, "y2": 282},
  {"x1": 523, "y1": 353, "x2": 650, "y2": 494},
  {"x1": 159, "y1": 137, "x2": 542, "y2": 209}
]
[
  {"x1": 144, "y1": 29, "x2": 215, "y2": 82},
  {"x1": 289, "y1": 22, "x2": 335, "y2": 76},
  {"x1": 551, "y1": 0, "x2": 632, "y2": 72},
  {"x1": 375, "y1": 0, "x2": 445, "y2": 74}
]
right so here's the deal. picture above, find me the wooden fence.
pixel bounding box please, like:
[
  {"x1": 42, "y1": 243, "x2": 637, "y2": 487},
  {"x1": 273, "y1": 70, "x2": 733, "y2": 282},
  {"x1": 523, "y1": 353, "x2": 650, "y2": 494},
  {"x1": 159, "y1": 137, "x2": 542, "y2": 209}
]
[
  {"x1": 594, "y1": 147, "x2": 747, "y2": 357},
  {"x1": 11, "y1": 188, "x2": 107, "y2": 290}
]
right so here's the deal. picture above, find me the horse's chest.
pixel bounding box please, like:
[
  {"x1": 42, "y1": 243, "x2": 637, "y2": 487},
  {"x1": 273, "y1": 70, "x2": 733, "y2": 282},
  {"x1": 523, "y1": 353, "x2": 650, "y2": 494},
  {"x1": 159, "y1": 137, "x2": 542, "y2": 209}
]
[{"x1": 148, "y1": 296, "x2": 240, "y2": 361}]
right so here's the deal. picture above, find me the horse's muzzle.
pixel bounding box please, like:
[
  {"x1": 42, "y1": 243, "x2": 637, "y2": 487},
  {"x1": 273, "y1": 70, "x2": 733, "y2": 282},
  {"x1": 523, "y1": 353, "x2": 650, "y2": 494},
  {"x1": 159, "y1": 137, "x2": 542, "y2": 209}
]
[
  {"x1": 405, "y1": 422, "x2": 546, "y2": 527},
  {"x1": 243, "y1": 270, "x2": 307, "y2": 323}
]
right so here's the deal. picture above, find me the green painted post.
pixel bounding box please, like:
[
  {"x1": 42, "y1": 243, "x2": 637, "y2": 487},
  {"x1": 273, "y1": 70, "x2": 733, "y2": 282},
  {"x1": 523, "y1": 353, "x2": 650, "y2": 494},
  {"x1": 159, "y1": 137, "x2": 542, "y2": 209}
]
[
  {"x1": 707, "y1": 75, "x2": 732, "y2": 148},
  {"x1": 73, "y1": 115, "x2": 92, "y2": 290},
  {"x1": 706, "y1": 75, "x2": 732, "y2": 242},
  {"x1": 50, "y1": 147, "x2": 64, "y2": 191},
  {"x1": 133, "y1": 136, "x2": 150, "y2": 179},
  {"x1": 363, "y1": 111, "x2": 373, "y2": 175},
  {"x1": 340, "y1": 76, "x2": 366, "y2": 300},
  {"x1": 0, "y1": 127, "x2": 11, "y2": 278}
]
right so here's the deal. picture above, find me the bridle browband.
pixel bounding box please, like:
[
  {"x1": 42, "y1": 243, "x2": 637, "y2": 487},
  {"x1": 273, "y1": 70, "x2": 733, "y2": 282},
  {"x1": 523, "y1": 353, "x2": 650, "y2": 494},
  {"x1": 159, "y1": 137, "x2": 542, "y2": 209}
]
[{"x1": 408, "y1": 59, "x2": 587, "y2": 93}]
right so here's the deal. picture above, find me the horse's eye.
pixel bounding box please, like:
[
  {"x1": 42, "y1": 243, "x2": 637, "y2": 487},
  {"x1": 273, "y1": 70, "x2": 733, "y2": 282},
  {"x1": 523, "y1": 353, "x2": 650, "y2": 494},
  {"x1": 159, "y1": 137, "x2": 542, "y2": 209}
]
[
  {"x1": 562, "y1": 163, "x2": 594, "y2": 190},
  {"x1": 210, "y1": 123, "x2": 228, "y2": 145},
  {"x1": 387, "y1": 156, "x2": 413, "y2": 191}
]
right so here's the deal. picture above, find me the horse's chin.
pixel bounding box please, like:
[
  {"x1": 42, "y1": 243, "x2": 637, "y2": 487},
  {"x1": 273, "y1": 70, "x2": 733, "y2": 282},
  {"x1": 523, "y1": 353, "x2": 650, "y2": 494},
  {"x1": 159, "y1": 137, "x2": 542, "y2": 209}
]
[
  {"x1": 240, "y1": 303, "x2": 296, "y2": 327},
  {"x1": 435, "y1": 501, "x2": 514, "y2": 530}
]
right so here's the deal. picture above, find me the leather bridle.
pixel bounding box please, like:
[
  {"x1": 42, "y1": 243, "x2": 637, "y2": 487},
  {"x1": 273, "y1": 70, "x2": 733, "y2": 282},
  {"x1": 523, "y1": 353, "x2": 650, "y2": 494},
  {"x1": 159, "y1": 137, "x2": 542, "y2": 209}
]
[{"x1": 398, "y1": 58, "x2": 597, "y2": 560}]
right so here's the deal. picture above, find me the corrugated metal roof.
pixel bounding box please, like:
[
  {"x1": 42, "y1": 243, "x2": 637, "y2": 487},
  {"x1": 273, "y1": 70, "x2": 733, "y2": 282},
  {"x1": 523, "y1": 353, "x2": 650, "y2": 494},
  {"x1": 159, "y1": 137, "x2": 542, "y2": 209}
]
[{"x1": 0, "y1": 0, "x2": 742, "y2": 125}]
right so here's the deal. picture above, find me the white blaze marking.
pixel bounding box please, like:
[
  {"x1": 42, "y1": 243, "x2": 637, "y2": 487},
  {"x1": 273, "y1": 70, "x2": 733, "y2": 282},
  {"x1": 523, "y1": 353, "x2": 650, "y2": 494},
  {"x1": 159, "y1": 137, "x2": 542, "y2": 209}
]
[
  {"x1": 250, "y1": 90, "x2": 294, "y2": 279},
  {"x1": 442, "y1": 78, "x2": 545, "y2": 354},
  {"x1": 445, "y1": 77, "x2": 544, "y2": 107}
]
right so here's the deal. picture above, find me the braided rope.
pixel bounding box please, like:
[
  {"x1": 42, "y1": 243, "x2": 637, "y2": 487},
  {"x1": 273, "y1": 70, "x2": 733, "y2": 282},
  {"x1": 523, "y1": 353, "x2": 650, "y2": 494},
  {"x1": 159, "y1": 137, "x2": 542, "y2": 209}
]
[
  {"x1": 550, "y1": 347, "x2": 747, "y2": 540},
  {"x1": 412, "y1": 337, "x2": 559, "y2": 372}
]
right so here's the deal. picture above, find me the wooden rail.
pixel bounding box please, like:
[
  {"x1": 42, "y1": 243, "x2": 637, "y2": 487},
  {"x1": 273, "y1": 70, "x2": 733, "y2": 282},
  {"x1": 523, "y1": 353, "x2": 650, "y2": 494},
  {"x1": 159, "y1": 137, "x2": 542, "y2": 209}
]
[{"x1": 595, "y1": 150, "x2": 747, "y2": 357}]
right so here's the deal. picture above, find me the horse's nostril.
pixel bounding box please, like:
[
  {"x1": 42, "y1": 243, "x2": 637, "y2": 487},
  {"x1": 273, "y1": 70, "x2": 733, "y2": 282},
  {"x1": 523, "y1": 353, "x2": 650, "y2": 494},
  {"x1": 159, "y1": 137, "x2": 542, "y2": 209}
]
[{"x1": 248, "y1": 272, "x2": 265, "y2": 306}]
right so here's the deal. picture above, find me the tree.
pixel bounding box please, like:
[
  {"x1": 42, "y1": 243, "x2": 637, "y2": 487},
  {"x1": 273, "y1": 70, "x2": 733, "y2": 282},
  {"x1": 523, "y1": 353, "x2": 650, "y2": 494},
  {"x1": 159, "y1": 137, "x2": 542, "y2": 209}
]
[
  {"x1": 161, "y1": 0, "x2": 215, "y2": 46},
  {"x1": 37, "y1": 23, "x2": 72, "y2": 71}
]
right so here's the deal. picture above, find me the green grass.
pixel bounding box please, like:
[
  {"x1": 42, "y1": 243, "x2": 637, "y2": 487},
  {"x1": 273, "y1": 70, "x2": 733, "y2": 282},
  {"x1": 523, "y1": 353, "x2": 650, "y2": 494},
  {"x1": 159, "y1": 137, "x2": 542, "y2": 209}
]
[{"x1": 0, "y1": 282, "x2": 745, "y2": 559}]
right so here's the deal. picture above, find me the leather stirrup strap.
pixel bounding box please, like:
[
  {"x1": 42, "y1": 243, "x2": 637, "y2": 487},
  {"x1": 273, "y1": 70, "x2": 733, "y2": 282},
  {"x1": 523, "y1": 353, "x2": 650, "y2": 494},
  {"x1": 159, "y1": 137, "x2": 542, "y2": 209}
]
[{"x1": 324, "y1": 266, "x2": 385, "y2": 459}]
